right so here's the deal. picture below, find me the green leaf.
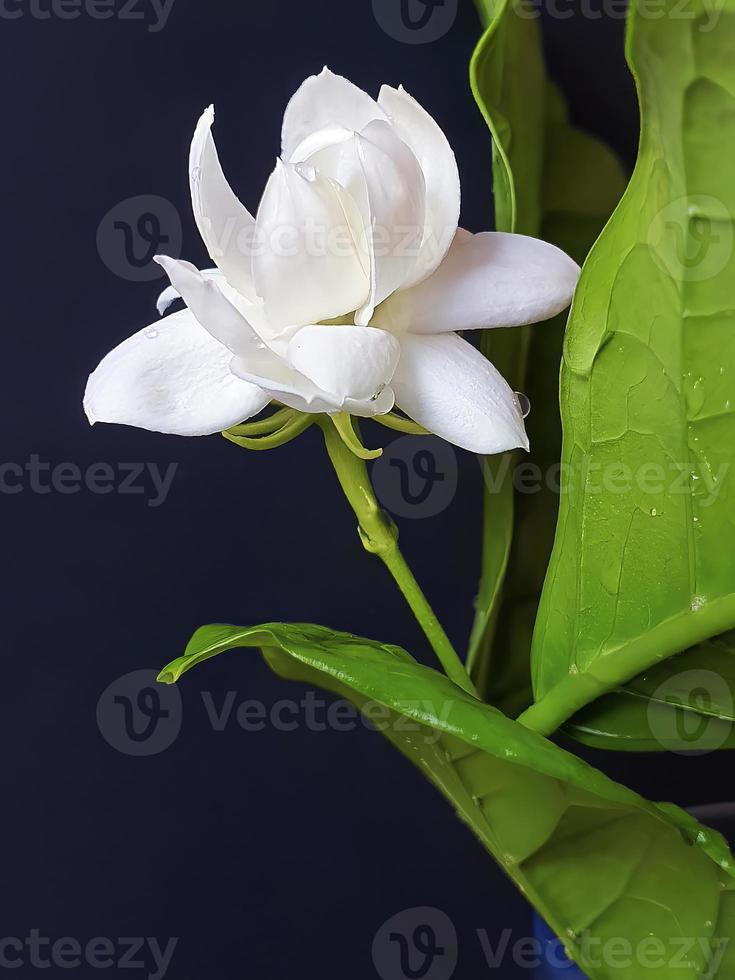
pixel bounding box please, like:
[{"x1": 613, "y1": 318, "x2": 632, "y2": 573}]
[
  {"x1": 567, "y1": 630, "x2": 735, "y2": 752},
  {"x1": 467, "y1": 3, "x2": 547, "y2": 709},
  {"x1": 468, "y1": 3, "x2": 626, "y2": 712},
  {"x1": 160, "y1": 622, "x2": 735, "y2": 979},
  {"x1": 525, "y1": 0, "x2": 735, "y2": 738}
]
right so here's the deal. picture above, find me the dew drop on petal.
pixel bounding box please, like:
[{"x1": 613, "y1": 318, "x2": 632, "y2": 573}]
[
  {"x1": 144, "y1": 327, "x2": 159, "y2": 340},
  {"x1": 294, "y1": 162, "x2": 317, "y2": 182},
  {"x1": 191, "y1": 166, "x2": 202, "y2": 183},
  {"x1": 515, "y1": 391, "x2": 531, "y2": 418}
]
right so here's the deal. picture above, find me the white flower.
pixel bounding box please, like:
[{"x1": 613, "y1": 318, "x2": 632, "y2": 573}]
[{"x1": 84, "y1": 68, "x2": 580, "y2": 453}]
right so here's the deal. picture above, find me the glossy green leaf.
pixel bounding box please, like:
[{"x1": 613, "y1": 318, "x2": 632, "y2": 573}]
[
  {"x1": 525, "y1": 0, "x2": 735, "y2": 738},
  {"x1": 468, "y1": 2, "x2": 626, "y2": 713},
  {"x1": 160, "y1": 622, "x2": 735, "y2": 979},
  {"x1": 568, "y1": 630, "x2": 735, "y2": 751}
]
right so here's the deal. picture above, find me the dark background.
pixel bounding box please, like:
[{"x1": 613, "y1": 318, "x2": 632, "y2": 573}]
[{"x1": 1, "y1": 1, "x2": 721, "y2": 978}]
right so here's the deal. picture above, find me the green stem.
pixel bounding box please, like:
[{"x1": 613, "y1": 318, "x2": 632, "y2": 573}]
[{"x1": 319, "y1": 417, "x2": 478, "y2": 697}]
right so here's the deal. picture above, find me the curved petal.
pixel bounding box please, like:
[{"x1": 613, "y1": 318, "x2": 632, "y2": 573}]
[
  {"x1": 190, "y1": 106, "x2": 256, "y2": 299},
  {"x1": 373, "y1": 231, "x2": 581, "y2": 334},
  {"x1": 156, "y1": 266, "x2": 222, "y2": 316},
  {"x1": 287, "y1": 324, "x2": 400, "y2": 402},
  {"x1": 343, "y1": 386, "x2": 395, "y2": 417},
  {"x1": 229, "y1": 349, "x2": 342, "y2": 414},
  {"x1": 155, "y1": 255, "x2": 264, "y2": 356},
  {"x1": 305, "y1": 121, "x2": 425, "y2": 324},
  {"x1": 157, "y1": 259, "x2": 375, "y2": 415},
  {"x1": 281, "y1": 67, "x2": 387, "y2": 162},
  {"x1": 252, "y1": 160, "x2": 369, "y2": 329},
  {"x1": 84, "y1": 309, "x2": 269, "y2": 437},
  {"x1": 378, "y1": 84, "x2": 460, "y2": 287},
  {"x1": 393, "y1": 332, "x2": 528, "y2": 454}
]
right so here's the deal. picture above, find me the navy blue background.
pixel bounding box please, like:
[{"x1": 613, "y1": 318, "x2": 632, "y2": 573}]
[{"x1": 1, "y1": 1, "x2": 723, "y2": 978}]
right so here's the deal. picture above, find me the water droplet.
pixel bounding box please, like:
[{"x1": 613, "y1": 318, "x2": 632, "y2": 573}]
[
  {"x1": 650, "y1": 507, "x2": 658, "y2": 517},
  {"x1": 294, "y1": 162, "x2": 316, "y2": 182},
  {"x1": 684, "y1": 374, "x2": 707, "y2": 415},
  {"x1": 691, "y1": 595, "x2": 706, "y2": 612},
  {"x1": 569, "y1": 664, "x2": 579, "y2": 676},
  {"x1": 144, "y1": 327, "x2": 159, "y2": 340},
  {"x1": 515, "y1": 392, "x2": 531, "y2": 418},
  {"x1": 190, "y1": 166, "x2": 202, "y2": 183}
]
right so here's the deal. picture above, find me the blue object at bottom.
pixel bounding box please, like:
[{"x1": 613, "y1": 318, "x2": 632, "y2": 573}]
[{"x1": 532, "y1": 916, "x2": 586, "y2": 978}]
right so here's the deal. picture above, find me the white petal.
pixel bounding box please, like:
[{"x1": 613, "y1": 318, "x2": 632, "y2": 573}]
[
  {"x1": 281, "y1": 67, "x2": 387, "y2": 163},
  {"x1": 305, "y1": 121, "x2": 425, "y2": 324},
  {"x1": 393, "y1": 332, "x2": 528, "y2": 454},
  {"x1": 84, "y1": 309, "x2": 269, "y2": 437},
  {"x1": 229, "y1": 352, "x2": 339, "y2": 413},
  {"x1": 373, "y1": 231, "x2": 580, "y2": 334},
  {"x1": 378, "y1": 85, "x2": 460, "y2": 287},
  {"x1": 155, "y1": 255, "x2": 262, "y2": 356},
  {"x1": 287, "y1": 324, "x2": 400, "y2": 402},
  {"x1": 344, "y1": 386, "x2": 395, "y2": 417},
  {"x1": 190, "y1": 106, "x2": 256, "y2": 299},
  {"x1": 156, "y1": 266, "x2": 222, "y2": 316},
  {"x1": 252, "y1": 160, "x2": 369, "y2": 329}
]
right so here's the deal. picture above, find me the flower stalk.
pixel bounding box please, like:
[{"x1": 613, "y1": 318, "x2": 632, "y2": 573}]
[{"x1": 319, "y1": 416, "x2": 479, "y2": 697}]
